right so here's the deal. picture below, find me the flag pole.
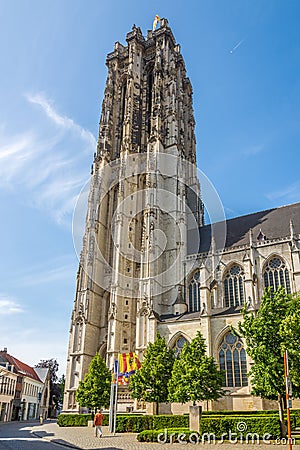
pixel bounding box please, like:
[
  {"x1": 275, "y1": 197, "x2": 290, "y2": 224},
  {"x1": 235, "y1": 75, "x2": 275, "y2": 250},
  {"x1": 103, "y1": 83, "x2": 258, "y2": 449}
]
[
  {"x1": 113, "y1": 356, "x2": 119, "y2": 435},
  {"x1": 108, "y1": 378, "x2": 114, "y2": 433},
  {"x1": 284, "y1": 350, "x2": 293, "y2": 450}
]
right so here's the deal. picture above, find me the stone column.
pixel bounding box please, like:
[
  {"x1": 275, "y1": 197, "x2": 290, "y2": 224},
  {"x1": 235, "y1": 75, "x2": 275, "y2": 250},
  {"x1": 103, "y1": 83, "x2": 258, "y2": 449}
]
[{"x1": 189, "y1": 405, "x2": 202, "y2": 433}]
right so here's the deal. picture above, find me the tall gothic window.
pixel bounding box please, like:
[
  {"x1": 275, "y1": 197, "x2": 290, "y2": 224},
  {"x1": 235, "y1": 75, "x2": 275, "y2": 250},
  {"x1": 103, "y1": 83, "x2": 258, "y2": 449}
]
[
  {"x1": 223, "y1": 265, "x2": 245, "y2": 307},
  {"x1": 172, "y1": 336, "x2": 188, "y2": 357},
  {"x1": 119, "y1": 79, "x2": 127, "y2": 154},
  {"x1": 263, "y1": 257, "x2": 291, "y2": 293},
  {"x1": 219, "y1": 332, "x2": 248, "y2": 388},
  {"x1": 146, "y1": 70, "x2": 153, "y2": 135},
  {"x1": 189, "y1": 271, "x2": 200, "y2": 312}
]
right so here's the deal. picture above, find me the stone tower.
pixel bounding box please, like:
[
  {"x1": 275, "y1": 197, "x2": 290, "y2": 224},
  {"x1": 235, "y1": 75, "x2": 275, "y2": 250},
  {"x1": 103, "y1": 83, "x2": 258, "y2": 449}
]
[{"x1": 63, "y1": 19, "x2": 203, "y2": 413}]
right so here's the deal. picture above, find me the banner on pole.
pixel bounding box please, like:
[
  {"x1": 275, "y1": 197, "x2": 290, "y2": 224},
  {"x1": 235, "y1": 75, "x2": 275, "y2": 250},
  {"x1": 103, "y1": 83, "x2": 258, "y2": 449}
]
[{"x1": 115, "y1": 352, "x2": 141, "y2": 385}]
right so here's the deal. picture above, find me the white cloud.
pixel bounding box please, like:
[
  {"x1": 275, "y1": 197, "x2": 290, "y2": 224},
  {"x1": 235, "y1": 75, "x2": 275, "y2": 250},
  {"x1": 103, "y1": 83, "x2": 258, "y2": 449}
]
[
  {"x1": 0, "y1": 295, "x2": 24, "y2": 315},
  {"x1": 266, "y1": 181, "x2": 300, "y2": 202},
  {"x1": 0, "y1": 93, "x2": 96, "y2": 226},
  {"x1": 26, "y1": 92, "x2": 96, "y2": 149}
]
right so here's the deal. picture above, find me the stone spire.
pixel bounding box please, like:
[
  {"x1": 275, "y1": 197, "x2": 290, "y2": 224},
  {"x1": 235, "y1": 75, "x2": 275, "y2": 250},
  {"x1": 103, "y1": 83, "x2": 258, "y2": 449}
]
[{"x1": 96, "y1": 18, "x2": 198, "y2": 164}]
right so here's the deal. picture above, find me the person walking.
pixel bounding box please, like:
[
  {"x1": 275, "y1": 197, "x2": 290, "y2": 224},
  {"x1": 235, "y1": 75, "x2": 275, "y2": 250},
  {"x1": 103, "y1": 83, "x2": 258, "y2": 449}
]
[{"x1": 94, "y1": 409, "x2": 104, "y2": 438}]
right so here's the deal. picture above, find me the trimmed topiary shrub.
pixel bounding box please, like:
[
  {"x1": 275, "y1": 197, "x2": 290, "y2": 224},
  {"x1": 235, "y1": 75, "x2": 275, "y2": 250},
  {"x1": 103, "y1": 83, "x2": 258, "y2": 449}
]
[
  {"x1": 201, "y1": 409, "x2": 284, "y2": 416},
  {"x1": 114, "y1": 414, "x2": 188, "y2": 432},
  {"x1": 57, "y1": 414, "x2": 109, "y2": 427},
  {"x1": 137, "y1": 428, "x2": 195, "y2": 443},
  {"x1": 115, "y1": 415, "x2": 153, "y2": 433},
  {"x1": 291, "y1": 409, "x2": 300, "y2": 426},
  {"x1": 152, "y1": 414, "x2": 189, "y2": 430},
  {"x1": 199, "y1": 415, "x2": 283, "y2": 438}
]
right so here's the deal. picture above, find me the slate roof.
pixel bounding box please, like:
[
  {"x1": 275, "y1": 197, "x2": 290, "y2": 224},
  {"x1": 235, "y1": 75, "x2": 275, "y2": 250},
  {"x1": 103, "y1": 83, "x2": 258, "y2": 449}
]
[
  {"x1": 0, "y1": 350, "x2": 42, "y2": 382},
  {"x1": 159, "y1": 305, "x2": 245, "y2": 322},
  {"x1": 187, "y1": 202, "x2": 300, "y2": 255}
]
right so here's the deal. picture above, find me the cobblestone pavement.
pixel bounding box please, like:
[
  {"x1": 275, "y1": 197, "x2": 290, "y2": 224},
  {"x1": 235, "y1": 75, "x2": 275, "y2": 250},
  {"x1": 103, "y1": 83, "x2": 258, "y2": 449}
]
[{"x1": 30, "y1": 421, "x2": 300, "y2": 450}]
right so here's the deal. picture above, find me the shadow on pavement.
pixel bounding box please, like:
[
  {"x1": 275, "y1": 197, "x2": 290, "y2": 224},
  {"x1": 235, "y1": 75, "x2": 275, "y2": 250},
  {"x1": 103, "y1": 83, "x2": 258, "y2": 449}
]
[
  {"x1": 33, "y1": 431, "x2": 55, "y2": 437},
  {"x1": 86, "y1": 448, "x2": 124, "y2": 450}
]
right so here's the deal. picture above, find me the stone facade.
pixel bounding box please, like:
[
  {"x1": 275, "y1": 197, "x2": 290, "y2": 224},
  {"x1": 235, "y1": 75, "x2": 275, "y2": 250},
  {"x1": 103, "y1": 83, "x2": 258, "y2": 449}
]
[{"x1": 63, "y1": 20, "x2": 300, "y2": 413}]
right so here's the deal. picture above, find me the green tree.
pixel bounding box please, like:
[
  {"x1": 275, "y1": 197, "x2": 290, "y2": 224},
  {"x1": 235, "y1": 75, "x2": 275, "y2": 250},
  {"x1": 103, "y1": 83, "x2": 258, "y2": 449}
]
[
  {"x1": 280, "y1": 293, "x2": 300, "y2": 392},
  {"x1": 56, "y1": 374, "x2": 66, "y2": 406},
  {"x1": 76, "y1": 354, "x2": 111, "y2": 409},
  {"x1": 129, "y1": 333, "x2": 175, "y2": 413},
  {"x1": 168, "y1": 331, "x2": 224, "y2": 405},
  {"x1": 237, "y1": 288, "x2": 300, "y2": 435}
]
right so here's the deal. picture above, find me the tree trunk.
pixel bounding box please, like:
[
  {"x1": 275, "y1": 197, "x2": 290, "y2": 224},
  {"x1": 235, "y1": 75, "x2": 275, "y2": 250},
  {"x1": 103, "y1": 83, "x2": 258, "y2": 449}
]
[
  {"x1": 155, "y1": 402, "x2": 159, "y2": 415},
  {"x1": 278, "y1": 393, "x2": 287, "y2": 438}
]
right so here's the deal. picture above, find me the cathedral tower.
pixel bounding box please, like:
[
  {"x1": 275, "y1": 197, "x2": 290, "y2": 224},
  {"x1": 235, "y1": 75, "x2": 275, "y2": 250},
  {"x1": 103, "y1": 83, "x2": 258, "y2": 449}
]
[{"x1": 63, "y1": 19, "x2": 203, "y2": 412}]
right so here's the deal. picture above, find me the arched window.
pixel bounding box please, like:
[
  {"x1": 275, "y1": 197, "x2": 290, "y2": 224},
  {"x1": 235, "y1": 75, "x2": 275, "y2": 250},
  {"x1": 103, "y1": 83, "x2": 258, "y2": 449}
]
[
  {"x1": 223, "y1": 265, "x2": 245, "y2": 307},
  {"x1": 263, "y1": 257, "x2": 291, "y2": 293},
  {"x1": 219, "y1": 332, "x2": 248, "y2": 388},
  {"x1": 188, "y1": 271, "x2": 200, "y2": 312},
  {"x1": 119, "y1": 79, "x2": 127, "y2": 153},
  {"x1": 172, "y1": 336, "x2": 188, "y2": 357}
]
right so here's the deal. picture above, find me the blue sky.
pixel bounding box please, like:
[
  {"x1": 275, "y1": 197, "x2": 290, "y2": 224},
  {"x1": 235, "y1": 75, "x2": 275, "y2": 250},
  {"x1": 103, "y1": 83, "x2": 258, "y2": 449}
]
[{"x1": 0, "y1": 0, "x2": 300, "y2": 375}]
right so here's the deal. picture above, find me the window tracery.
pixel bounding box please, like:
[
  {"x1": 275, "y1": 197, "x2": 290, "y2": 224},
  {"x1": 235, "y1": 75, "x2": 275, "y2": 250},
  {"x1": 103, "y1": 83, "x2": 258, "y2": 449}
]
[
  {"x1": 172, "y1": 336, "x2": 188, "y2": 357},
  {"x1": 218, "y1": 332, "x2": 247, "y2": 388},
  {"x1": 223, "y1": 265, "x2": 245, "y2": 307},
  {"x1": 263, "y1": 257, "x2": 291, "y2": 293},
  {"x1": 188, "y1": 271, "x2": 200, "y2": 312}
]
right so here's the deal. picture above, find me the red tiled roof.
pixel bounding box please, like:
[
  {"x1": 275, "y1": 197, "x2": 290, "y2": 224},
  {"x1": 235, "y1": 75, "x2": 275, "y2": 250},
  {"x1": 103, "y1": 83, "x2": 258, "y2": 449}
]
[{"x1": 0, "y1": 351, "x2": 41, "y2": 382}]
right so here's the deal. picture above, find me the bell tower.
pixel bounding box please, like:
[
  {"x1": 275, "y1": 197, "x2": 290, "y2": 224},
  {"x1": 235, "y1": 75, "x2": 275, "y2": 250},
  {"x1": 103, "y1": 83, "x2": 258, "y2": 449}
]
[{"x1": 63, "y1": 18, "x2": 203, "y2": 412}]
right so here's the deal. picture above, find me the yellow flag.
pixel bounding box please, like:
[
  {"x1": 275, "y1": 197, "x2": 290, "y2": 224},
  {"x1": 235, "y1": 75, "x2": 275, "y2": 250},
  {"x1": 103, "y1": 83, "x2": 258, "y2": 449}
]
[{"x1": 153, "y1": 15, "x2": 160, "y2": 31}]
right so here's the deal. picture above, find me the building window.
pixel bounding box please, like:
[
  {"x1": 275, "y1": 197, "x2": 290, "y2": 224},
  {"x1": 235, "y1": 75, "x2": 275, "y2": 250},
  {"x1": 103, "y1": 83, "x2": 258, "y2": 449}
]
[
  {"x1": 223, "y1": 265, "x2": 245, "y2": 307},
  {"x1": 146, "y1": 70, "x2": 154, "y2": 135},
  {"x1": 188, "y1": 271, "x2": 200, "y2": 312},
  {"x1": 219, "y1": 332, "x2": 248, "y2": 388},
  {"x1": 263, "y1": 257, "x2": 291, "y2": 293},
  {"x1": 172, "y1": 336, "x2": 188, "y2": 357}
]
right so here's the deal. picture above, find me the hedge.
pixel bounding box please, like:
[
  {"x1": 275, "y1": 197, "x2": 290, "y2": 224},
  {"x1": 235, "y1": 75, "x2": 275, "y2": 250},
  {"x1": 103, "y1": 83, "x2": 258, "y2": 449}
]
[
  {"x1": 57, "y1": 414, "x2": 109, "y2": 427},
  {"x1": 137, "y1": 417, "x2": 283, "y2": 442},
  {"x1": 152, "y1": 414, "x2": 189, "y2": 430},
  {"x1": 115, "y1": 415, "x2": 153, "y2": 432},
  {"x1": 137, "y1": 428, "x2": 195, "y2": 443},
  {"x1": 199, "y1": 415, "x2": 282, "y2": 438},
  {"x1": 201, "y1": 409, "x2": 281, "y2": 416},
  {"x1": 57, "y1": 410, "x2": 298, "y2": 436},
  {"x1": 114, "y1": 414, "x2": 189, "y2": 432},
  {"x1": 291, "y1": 409, "x2": 300, "y2": 426},
  {"x1": 57, "y1": 413, "x2": 187, "y2": 430}
]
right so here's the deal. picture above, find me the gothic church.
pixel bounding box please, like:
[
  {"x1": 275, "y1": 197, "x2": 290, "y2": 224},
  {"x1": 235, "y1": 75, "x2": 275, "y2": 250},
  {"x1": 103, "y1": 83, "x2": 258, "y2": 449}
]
[{"x1": 63, "y1": 19, "x2": 300, "y2": 414}]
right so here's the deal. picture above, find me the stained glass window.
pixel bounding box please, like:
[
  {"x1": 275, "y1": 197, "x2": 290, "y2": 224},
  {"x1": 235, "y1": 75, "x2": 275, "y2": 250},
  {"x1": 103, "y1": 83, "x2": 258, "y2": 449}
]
[
  {"x1": 263, "y1": 257, "x2": 291, "y2": 293},
  {"x1": 224, "y1": 265, "x2": 245, "y2": 307},
  {"x1": 173, "y1": 336, "x2": 188, "y2": 357},
  {"x1": 219, "y1": 332, "x2": 248, "y2": 387},
  {"x1": 188, "y1": 271, "x2": 201, "y2": 312}
]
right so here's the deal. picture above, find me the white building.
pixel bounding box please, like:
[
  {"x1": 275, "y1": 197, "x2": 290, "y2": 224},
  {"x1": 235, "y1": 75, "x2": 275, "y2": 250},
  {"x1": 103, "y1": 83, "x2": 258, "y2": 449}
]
[{"x1": 20, "y1": 374, "x2": 44, "y2": 420}]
